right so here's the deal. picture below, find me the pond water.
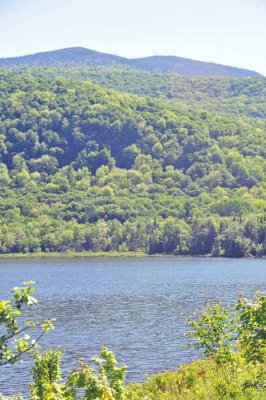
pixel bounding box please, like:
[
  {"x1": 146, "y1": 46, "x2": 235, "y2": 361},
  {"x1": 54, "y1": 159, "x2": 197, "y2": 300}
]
[{"x1": 0, "y1": 256, "x2": 265, "y2": 395}]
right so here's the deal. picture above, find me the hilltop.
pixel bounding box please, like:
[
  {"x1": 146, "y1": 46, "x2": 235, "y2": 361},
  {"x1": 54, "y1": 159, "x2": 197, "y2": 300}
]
[{"x1": 0, "y1": 47, "x2": 261, "y2": 77}]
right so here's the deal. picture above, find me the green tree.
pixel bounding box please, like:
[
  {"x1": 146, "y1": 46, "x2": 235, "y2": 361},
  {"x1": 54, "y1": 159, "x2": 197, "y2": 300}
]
[
  {"x1": 0, "y1": 282, "x2": 54, "y2": 367},
  {"x1": 29, "y1": 347, "x2": 127, "y2": 400}
]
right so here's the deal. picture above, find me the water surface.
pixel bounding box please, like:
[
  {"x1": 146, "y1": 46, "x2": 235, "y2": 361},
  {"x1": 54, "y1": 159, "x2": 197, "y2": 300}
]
[{"x1": 0, "y1": 257, "x2": 265, "y2": 395}]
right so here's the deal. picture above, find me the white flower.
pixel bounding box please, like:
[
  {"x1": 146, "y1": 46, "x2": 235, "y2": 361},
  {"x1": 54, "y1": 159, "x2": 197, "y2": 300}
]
[{"x1": 27, "y1": 296, "x2": 38, "y2": 305}]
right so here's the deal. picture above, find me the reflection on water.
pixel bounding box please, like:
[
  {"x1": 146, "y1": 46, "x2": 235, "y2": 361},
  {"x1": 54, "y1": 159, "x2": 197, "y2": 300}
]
[{"x1": 0, "y1": 257, "x2": 265, "y2": 395}]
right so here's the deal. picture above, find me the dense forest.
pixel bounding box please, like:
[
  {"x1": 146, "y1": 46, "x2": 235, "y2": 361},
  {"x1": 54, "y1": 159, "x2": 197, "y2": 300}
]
[
  {"x1": 45, "y1": 68, "x2": 266, "y2": 123},
  {"x1": 0, "y1": 66, "x2": 266, "y2": 257}
]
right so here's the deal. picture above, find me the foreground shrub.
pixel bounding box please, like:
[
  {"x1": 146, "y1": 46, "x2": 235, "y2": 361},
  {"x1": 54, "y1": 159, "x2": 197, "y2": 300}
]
[
  {"x1": 128, "y1": 292, "x2": 265, "y2": 399},
  {"x1": 127, "y1": 357, "x2": 265, "y2": 399},
  {"x1": 0, "y1": 281, "x2": 53, "y2": 367},
  {"x1": 27, "y1": 347, "x2": 126, "y2": 400}
]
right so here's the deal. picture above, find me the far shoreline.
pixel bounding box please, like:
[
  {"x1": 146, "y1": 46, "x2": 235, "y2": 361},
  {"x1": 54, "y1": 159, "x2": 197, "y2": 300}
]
[
  {"x1": 0, "y1": 251, "x2": 147, "y2": 259},
  {"x1": 0, "y1": 251, "x2": 264, "y2": 260}
]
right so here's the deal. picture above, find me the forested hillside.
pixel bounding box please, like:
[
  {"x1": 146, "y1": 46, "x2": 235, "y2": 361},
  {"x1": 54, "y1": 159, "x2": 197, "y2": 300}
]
[
  {"x1": 0, "y1": 69, "x2": 266, "y2": 256},
  {"x1": 45, "y1": 68, "x2": 266, "y2": 124}
]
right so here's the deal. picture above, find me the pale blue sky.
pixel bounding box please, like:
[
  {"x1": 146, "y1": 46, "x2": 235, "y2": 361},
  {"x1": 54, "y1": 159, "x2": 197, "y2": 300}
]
[{"x1": 0, "y1": 0, "x2": 265, "y2": 74}]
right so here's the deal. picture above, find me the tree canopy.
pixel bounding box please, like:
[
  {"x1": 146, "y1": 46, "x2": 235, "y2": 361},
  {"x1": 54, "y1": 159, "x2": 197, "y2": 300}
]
[{"x1": 0, "y1": 68, "x2": 265, "y2": 257}]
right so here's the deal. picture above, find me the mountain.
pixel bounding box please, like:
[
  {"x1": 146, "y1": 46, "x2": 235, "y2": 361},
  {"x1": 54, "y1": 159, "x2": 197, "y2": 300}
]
[
  {"x1": 0, "y1": 47, "x2": 261, "y2": 77},
  {"x1": 132, "y1": 55, "x2": 261, "y2": 77},
  {"x1": 0, "y1": 47, "x2": 129, "y2": 68}
]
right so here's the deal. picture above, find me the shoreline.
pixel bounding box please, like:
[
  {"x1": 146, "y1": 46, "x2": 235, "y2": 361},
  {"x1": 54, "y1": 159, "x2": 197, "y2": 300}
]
[
  {"x1": 0, "y1": 251, "x2": 264, "y2": 259},
  {"x1": 0, "y1": 251, "x2": 148, "y2": 259}
]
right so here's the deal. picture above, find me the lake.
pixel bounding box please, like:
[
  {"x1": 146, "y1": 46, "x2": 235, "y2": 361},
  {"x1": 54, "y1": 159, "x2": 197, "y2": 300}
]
[{"x1": 0, "y1": 256, "x2": 265, "y2": 395}]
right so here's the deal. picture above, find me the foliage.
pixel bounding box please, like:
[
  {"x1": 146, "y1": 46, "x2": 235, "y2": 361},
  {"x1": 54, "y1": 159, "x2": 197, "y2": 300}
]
[
  {"x1": 0, "y1": 69, "x2": 265, "y2": 257},
  {"x1": 187, "y1": 293, "x2": 266, "y2": 365},
  {"x1": 10, "y1": 347, "x2": 126, "y2": 400},
  {"x1": 127, "y1": 358, "x2": 265, "y2": 400},
  {"x1": 0, "y1": 281, "x2": 53, "y2": 367},
  {"x1": 127, "y1": 293, "x2": 266, "y2": 399},
  {"x1": 66, "y1": 347, "x2": 127, "y2": 400},
  {"x1": 30, "y1": 348, "x2": 64, "y2": 400},
  {"x1": 186, "y1": 303, "x2": 236, "y2": 367},
  {"x1": 236, "y1": 293, "x2": 266, "y2": 363},
  {"x1": 57, "y1": 68, "x2": 266, "y2": 123}
]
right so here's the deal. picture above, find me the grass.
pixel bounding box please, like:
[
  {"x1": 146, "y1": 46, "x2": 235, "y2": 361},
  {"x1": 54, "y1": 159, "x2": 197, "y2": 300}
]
[
  {"x1": 126, "y1": 357, "x2": 266, "y2": 400},
  {"x1": 0, "y1": 250, "x2": 148, "y2": 259},
  {"x1": 0, "y1": 251, "x2": 264, "y2": 259}
]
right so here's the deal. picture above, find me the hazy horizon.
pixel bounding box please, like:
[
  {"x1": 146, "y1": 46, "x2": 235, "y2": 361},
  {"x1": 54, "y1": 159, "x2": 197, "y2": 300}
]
[{"x1": 0, "y1": 0, "x2": 265, "y2": 75}]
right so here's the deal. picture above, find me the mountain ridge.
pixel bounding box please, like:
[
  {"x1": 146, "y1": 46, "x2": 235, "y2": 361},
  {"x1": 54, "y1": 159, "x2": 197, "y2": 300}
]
[{"x1": 0, "y1": 47, "x2": 261, "y2": 77}]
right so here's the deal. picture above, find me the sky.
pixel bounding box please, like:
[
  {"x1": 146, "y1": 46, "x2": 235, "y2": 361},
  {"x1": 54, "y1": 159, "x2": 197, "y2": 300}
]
[{"x1": 0, "y1": 0, "x2": 265, "y2": 75}]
